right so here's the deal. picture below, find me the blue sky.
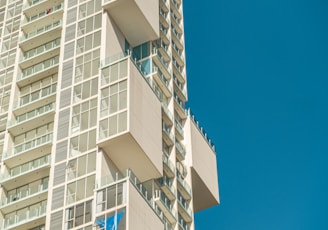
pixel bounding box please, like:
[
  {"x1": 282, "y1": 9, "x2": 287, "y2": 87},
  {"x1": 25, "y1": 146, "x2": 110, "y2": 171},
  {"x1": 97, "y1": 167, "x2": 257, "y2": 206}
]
[{"x1": 183, "y1": 0, "x2": 328, "y2": 229}]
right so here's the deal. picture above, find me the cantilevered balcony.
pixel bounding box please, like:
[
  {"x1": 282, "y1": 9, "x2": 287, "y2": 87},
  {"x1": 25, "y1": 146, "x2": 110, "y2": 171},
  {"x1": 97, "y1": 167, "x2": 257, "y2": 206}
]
[
  {"x1": 161, "y1": 0, "x2": 169, "y2": 12},
  {"x1": 96, "y1": 169, "x2": 165, "y2": 229},
  {"x1": 19, "y1": 38, "x2": 61, "y2": 70},
  {"x1": 2, "y1": 133, "x2": 53, "y2": 168},
  {"x1": 176, "y1": 171, "x2": 191, "y2": 200},
  {"x1": 160, "y1": 7, "x2": 170, "y2": 29},
  {"x1": 178, "y1": 215, "x2": 190, "y2": 230},
  {"x1": 103, "y1": 0, "x2": 159, "y2": 46},
  {"x1": 0, "y1": 179, "x2": 48, "y2": 214},
  {"x1": 1, "y1": 201, "x2": 47, "y2": 230},
  {"x1": 154, "y1": 190, "x2": 177, "y2": 224},
  {"x1": 152, "y1": 65, "x2": 172, "y2": 98},
  {"x1": 154, "y1": 39, "x2": 171, "y2": 62},
  {"x1": 21, "y1": 3, "x2": 64, "y2": 33},
  {"x1": 17, "y1": 56, "x2": 59, "y2": 87},
  {"x1": 171, "y1": 0, "x2": 182, "y2": 19},
  {"x1": 171, "y1": 11, "x2": 182, "y2": 34},
  {"x1": 8, "y1": 103, "x2": 55, "y2": 136},
  {"x1": 177, "y1": 194, "x2": 192, "y2": 222},
  {"x1": 163, "y1": 154, "x2": 175, "y2": 178},
  {"x1": 0, "y1": 155, "x2": 51, "y2": 191},
  {"x1": 19, "y1": 20, "x2": 62, "y2": 51},
  {"x1": 172, "y1": 41, "x2": 185, "y2": 66},
  {"x1": 160, "y1": 23, "x2": 171, "y2": 44},
  {"x1": 156, "y1": 176, "x2": 176, "y2": 200},
  {"x1": 185, "y1": 114, "x2": 219, "y2": 211},
  {"x1": 98, "y1": 54, "x2": 162, "y2": 182}
]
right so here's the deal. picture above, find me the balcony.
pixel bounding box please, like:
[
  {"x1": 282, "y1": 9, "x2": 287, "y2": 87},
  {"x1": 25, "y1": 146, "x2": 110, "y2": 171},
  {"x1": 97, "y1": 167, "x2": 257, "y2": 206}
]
[
  {"x1": 98, "y1": 54, "x2": 162, "y2": 182},
  {"x1": 160, "y1": 23, "x2": 170, "y2": 44},
  {"x1": 175, "y1": 140, "x2": 186, "y2": 161},
  {"x1": 8, "y1": 103, "x2": 55, "y2": 136},
  {"x1": 152, "y1": 65, "x2": 172, "y2": 98},
  {"x1": 157, "y1": 177, "x2": 176, "y2": 201},
  {"x1": 176, "y1": 171, "x2": 192, "y2": 200},
  {"x1": 172, "y1": 42, "x2": 185, "y2": 66},
  {"x1": 160, "y1": 7, "x2": 170, "y2": 28},
  {"x1": 20, "y1": 38, "x2": 61, "y2": 70},
  {"x1": 96, "y1": 169, "x2": 165, "y2": 229},
  {"x1": 21, "y1": 3, "x2": 64, "y2": 33},
  {"x1": 171, "y1": 11, "x2": 182, "y2": 34},
  {"x1": 173, "y1": 75, "x2": 187, "y2": 102},
  {"x1": 184, "y1": 114, "x2": 219, "y2": 211},
  {"x1": 1, "y1": 201, "x2": 47, "y2": 230},
  {"x1": 178, "y1": 215, "x2": 190, "y2": 230},
  {"x1": 0, "y1": 180, "x2": 48, "y2": 214},
  {"x1": 172, "y1": 58, "x2": 184, "y2": 84},
  {"x1": 0, "y1": 155, "x2": 51, "y2": 191},
  {"x1": 171, "y1": 26, "x2": 184, "y2": 50},
  {"x1": 103, "y1": 0, "x2": 159, "y2": 46},
  {"x1": 19, "y1": 20, "x2": 62, "y2": 51},
  {"x1": 152, "y1": 48, "x2": 172, "y2": 80},
  {"x1": 154, "y1": 39, "x2": 171, "y2": 62},
  {"x1": 163, "y1": 154, "x2": 175, "y2": 178},
  {"x1": 17, "y1": 56, "x2": 59, "y2": 88},
  {"x1": 174, "y1": 120, "x2": 184, "y2": 141},
  {"x1": 174, "y1": 94, "x2": 187, "y2": 119},
  {"x1": 177, "y1": 195, "x2": 192, "y2": 222},
  {"x1": 2, "y1": 133, "x2": 53, "y2": 168},
  {"x1": 162, "y1": 123, "x2": 174, "y2": 146},
  {"x1": 13, "y1": 84, "x2": 56, "y2": 116},
  {"x1": 170, "y1": 0, "x2": 182, "y2": 19},
  {"x1": 161, "y1": 105, "x2": 173, "y2": 126},
  {"x1": 154, "y1": 190, "x2": 177, "y2": 224}
]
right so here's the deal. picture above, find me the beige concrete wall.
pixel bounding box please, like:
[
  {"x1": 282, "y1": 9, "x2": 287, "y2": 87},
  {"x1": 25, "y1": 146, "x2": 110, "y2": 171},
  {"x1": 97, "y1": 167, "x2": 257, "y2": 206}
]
[
  {"x1": 128, "y1": 182, "x2": 163, "y2": 230},
  {"x1": 134, "y1": 0, "x2": 159, "y2": 37},
  {"x1": 129, "y1": 59, "x2": 163, "y2": 179},
  {"x1": 104, "y1": 13, "x2": 126, "y2": 58},
  {"x1": 185, "y1": 116, "x2": 219, "y2": 206}
]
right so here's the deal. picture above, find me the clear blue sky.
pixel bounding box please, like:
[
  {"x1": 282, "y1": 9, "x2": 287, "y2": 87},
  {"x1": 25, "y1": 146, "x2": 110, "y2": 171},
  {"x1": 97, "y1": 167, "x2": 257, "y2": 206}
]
[{"x1": 183, "y1": 0, "x2": 328, "y2": 229}]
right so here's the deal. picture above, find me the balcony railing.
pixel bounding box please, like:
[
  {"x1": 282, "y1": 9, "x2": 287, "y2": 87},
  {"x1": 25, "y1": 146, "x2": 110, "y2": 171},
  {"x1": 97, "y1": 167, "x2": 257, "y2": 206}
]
[
  {"x1": 0, "y1": 155, "x2": 50, "y2": 182},
  {"x1": 172, "y1": 42, "x2": 184, "y2": 62},
  {"x1": 2, "y1": 201, "x2": 47, "y2": 229},
  {"x1": 21, "y1": 3, "x2": 63, "y2": 26},
  {"x1": 8, "y1": 103, "x2": 55, "y2": 128},
  {"x1": 3, "y1": 133, "x2": 53, "y2": 160},
  {"x1": 177, "y1": 194, "x2": 193, "y2": 220},
  {"x1": 152, "y1": 48, "x2": 172, "y2": 76},
  {"x1": 188, "y1": 110, "x2": 216, "y2": 152},
  {"x1": 20, "y1": 20, "x2": 62, "y2": 42},
  {"x1": 153, "y1": 66, "x2": 172, "y2": 92},
  {"x1": 178, "y1": 215, "x2": 190, "y2": 230},
  {"x1": 174, "y1": 95, "x2": 187, "y2": 115},
  {"x1": 162, "y1": 104, "x2": 174, "y2": 123},
  {"x1": 175, "y1": 120, "x2": 184, "y2": 137},
  {"x1": 0, "y1": 180, "x2": 48, "y2": 207},
  {"x1": 162, "y1": 123, "x2": 174, "y2": 143},
  {"x1": 163, "y1": 154, "x2": 175, "y2": 175},
  {"x1": 175, "y1": 141, "x2": 186, "y2": 159},
  {"x1": 18, "y1": 56, "x2": 59, "y2": 81},
  {"x1": 15, "y1": 84, "x2": 57, "y2": 108},
  {"x1": 21, "y1": 38, "x2": 60, "y2": 62},
  {"x1": 176, "y1": 171, "x2": 191, "y2": 197},
  {"x1": 23, "y1": 0, "x2": 47, "y2": 10}
]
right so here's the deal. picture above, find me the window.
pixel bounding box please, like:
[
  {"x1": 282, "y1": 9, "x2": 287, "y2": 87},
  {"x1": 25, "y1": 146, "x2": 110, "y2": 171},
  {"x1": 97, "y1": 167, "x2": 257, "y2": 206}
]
[{"x1": 65, "y1": 200, "x2": 92, "y2": 229}]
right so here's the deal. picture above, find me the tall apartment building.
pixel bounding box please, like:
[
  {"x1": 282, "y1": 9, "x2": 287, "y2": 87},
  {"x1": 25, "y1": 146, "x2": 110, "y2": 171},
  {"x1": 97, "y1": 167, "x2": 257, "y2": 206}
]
[{"x1": 0, "y1": 0, "x2": 219, "y2": 229}]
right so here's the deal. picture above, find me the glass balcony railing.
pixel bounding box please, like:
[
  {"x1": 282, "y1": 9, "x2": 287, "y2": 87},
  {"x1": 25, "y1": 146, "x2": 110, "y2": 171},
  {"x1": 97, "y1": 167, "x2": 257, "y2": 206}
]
[
  {"x1": 188, "y1": 110, "x2": 216, "y2": 152},
  {"x1": 8, "y1": 103, "x2": 55, "y2": 128},
  {"x1": 163, "y1": 154, "x2": 175, "y2": 174},
  {"x1": 178, "y1": 215, "x2": 190, "y2": 230},
  {"x1": 162, "y1": 104, "x2": 174, "y2": 123},
  {"x1": 172, "y1": 58, "x2": 184, "y2": 75},
  {"x1": 152, "y1": 48, "x2": 172, "y2": 75},
  {"x1": 172, "y1": 42, "x2": 184, "y2": 62},
  {"x1": 18, "y1": 56, "x2": 59, "y2": 81},
  {"x1": 176, "y1": 171, "x2": 191, "y2": 197},
  {"x1": 171, "y1": 26, "x2": 183, "y2": 46},
  {"x1": 173, "y1": 76, "x2": 186, "y2": 97},
  {"x1": 175, "y1": 120, "x2": 184, "y2": 137},
  {"x1": 15, "y1": 84, "x2": 57, "y2": 109},
  {"x1": 154, "y1": 190, "x2": 177, "y2": 219},
  {"x1": 21, "y1": 3, "x2": 63, "y2": 25},
  {"x1": 0, "y1": 179, "x2": 48, "y2": 207},
  {"x1": 2, "y1": 201, "x2": 47, "y2": 229},
  {"x1": 171, "y1": 0, "x2": 181, "y2": 14},
  {"x1": 21, "y1": 38, "x2": 60, "y2": 62},
  {"x1": 161, "y1": 0, "x2": 169, "y2": 11},
  {"x1": 3, "y1": 133, "x2": 53, "y2": 160},
  {"x1": 177, "y1": 194, "x2": 192, "y2": 219},
  {"x1": 175, "y1": 141, "x2": 186, "y2": 159},
  {"x1": 160, "y1": 7, "x2": 169, "y2": 25},
  {"x1": 174, "y1": 95, "x2": 187, "y2": 115},
  {"x1": 163, "y1": 123, "x2": 174, "y2": 143},
  {"x1": 0, "y1": 155, "x2": 50, "y2": 182},
  {"x1": 20, "y1": 20, "x2": 62, "y2": 42},
  {"x1": 153, "y1": 65, "x2": 172, "y2": 92}
]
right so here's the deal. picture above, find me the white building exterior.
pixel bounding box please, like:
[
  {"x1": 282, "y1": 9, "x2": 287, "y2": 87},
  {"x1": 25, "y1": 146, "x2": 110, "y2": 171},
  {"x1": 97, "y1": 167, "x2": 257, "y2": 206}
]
[{"x1": 0, "y1": 0, "x2": 219, "y2": 229}]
